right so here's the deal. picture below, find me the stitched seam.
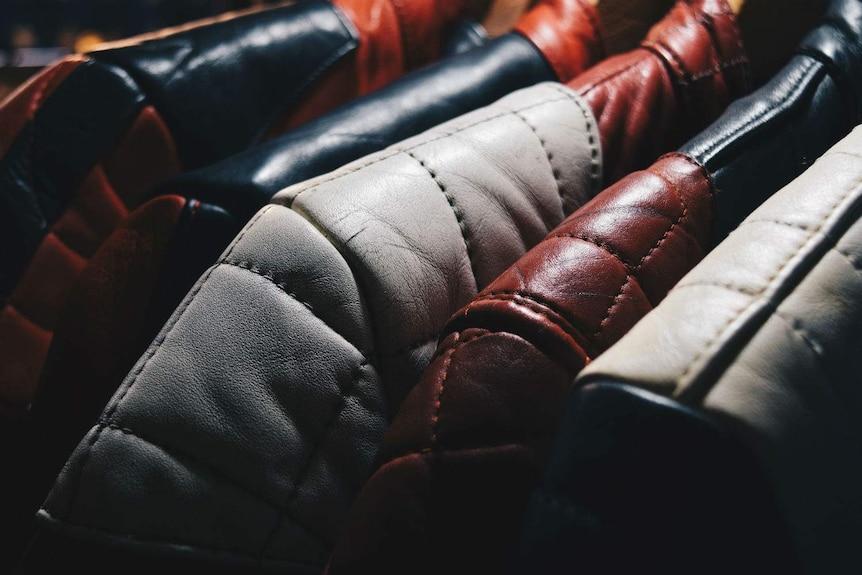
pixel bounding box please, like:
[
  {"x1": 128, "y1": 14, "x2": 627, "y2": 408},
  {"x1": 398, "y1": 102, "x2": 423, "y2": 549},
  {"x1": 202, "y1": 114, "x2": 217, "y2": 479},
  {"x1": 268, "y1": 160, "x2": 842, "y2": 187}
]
[
  {"x1": 673, "y1": 281, "x2": 762, "y2": 296},
  {"x1": 511, "y1": 109, "x2": 563, "y2": 211},
  {"x1": 38, "y1": 506, "x2": 322, "y2": 570},
  {"x1": 637, "y1": 167, "x2": 691, "y2": 270},
  {"x1": 218, "y1": 260, "x2": 373, "y2": 358},
  {"x1": 427, "y1": 342, "x2": 457, "y2": 447},
  {"x1": 515, "y1": 86, "x2": 602, "y2": 198},
  {"x1": 392, "y1": 437, "x2": 531, "y2": 471},
  {"x1": 404, "y1": 149, "x2": 479, "y2": 289},
  {"x1": 285, "y1": 95, "x2": 573, "y2": 206},
  {"x1": 676, "y1": 176, "x2": 862, "y2": 386},
  {"x1": 591, "y1": 167, "x2": 691, "y2": 341},
  {"x1": 64, "y1": 206, "x2": 274, "y2": 520},
  {"x1": 466, "y1": 291, "x2": 598, "y2": 354},
  {"x1": 100, "y1": 423, "x2": 330, "y2": 547},
  {"x1": 260, "y1": 359, "x2": 369, "y2": 558},
  {"x1": 418, "y1": 330, "x2": 491, "y2": 452},
  {"x1": 551, "y1": 233, "x2": 633, "y2": 269},
  {"x1": 737, "y1": 218, "x2": 813, "y2": 232},
  {"x1": 526, "y1": 83, "x2": 602, "y2": 191}
]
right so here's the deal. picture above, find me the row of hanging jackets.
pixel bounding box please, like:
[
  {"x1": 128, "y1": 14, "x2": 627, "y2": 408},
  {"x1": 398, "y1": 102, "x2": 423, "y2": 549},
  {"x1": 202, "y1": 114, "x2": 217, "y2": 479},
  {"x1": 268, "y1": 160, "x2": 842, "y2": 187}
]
[{"x1": 0, "y1": 0, "x2": 859, "y2": 572}]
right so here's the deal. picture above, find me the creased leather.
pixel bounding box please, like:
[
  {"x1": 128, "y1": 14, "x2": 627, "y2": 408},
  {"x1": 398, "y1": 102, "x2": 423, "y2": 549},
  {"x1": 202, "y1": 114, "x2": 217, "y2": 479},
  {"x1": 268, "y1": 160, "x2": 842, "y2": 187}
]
[
  {"x1": 577, "y1": 125, "x2": 862, "y2": 575},
  {"x1": 570, "y1": 0, "x2": 749, "y2": 185},
  {"x1": 513, "y1": 0, "x2": 604, "y2": 82},
  {"x1": 326, "y1": 154, "x2": 715, "y2": 574},
  {"x1": 35, "y1": 84, "x2": 600, "y2": 570},
  {"x1": 680, "y1": 0, "x2": 862, "y2": 240}
]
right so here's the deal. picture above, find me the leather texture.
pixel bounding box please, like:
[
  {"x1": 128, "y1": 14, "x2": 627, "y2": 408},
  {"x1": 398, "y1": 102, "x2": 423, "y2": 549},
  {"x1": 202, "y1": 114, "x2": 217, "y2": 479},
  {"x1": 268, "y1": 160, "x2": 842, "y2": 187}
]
[
  {"x1": 0, "y1": 0, "x2": 476, "y2": 414},
  {"x1": 569, "y1": 0, "x2": 749, "y2": 185},
  {"x1": 513, "y1": 0, "x2": 604, "y2": 82},
  {"x1": 88, "y1": 0, "x2": 360, "y2": 170},
  {"x1": 680, "y1": 0, "x2": 862, "y2": 240},
  {"x1": 33, "y1": 84, "x2": 601, "y2": 572},
  {"x1": 154, "y1": 33, "x2": 558, "y2": 224},
  {"x1": 576, "y1": 124, "x2": 862, "y2": 575},
  {"x1": 107, "y1": 0, "x2": 747, "y2": 408},
  {"x1": 326, "y1": 153, "x2": 716, "y2": 575},
  {"x1": 26, "y1": 0, "x2": 605, "y2": 499},
  {"x1": 513, "y1": 382, "x2": 799, "y2": 574}
]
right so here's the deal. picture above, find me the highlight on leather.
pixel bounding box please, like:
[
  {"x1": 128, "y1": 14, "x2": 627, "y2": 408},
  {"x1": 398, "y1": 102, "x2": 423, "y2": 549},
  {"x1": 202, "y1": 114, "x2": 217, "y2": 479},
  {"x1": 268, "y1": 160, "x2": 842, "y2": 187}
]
[
  {"x1": 29, "y1": 84, "x2": 602, "y2": 572},
  {"x1": 326, "y1": 153, "x2": 716, "y2": 574},
  {"x1": 572, "y1": 126, "x2": 862, "y2": 574},
  {"x1": 0, "y1": 0, "x2": 482, "y2": 414},
  {"x1": 513, "y1": 0, "x2": 605, "y2": 82},
  {"x1": 570, "y1": 0, "x2": 749, "y2": 185}
]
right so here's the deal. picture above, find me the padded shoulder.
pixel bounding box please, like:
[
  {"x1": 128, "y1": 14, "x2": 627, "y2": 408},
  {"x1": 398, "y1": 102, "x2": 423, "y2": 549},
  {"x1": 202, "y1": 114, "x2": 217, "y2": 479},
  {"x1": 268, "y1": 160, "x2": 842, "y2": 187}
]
[
  {"x1": 89, "y1": 0, "x2": 358, "y2": 169},
  {"x1": 155, "y1": 33, "x2": 555, "y2": 221},
  {"x1": 36, "y1": 82, "x2": 600, "y2": 569},
  {"x1": 578, "y1": 124, "x2": 862, "y2": 573}
]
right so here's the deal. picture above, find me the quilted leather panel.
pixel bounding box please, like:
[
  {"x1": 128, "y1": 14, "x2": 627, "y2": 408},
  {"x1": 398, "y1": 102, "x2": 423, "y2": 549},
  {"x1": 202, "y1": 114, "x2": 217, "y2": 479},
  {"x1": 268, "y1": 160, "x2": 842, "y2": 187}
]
[
  {"x1": 570, "y1": 0, "x2": 749, "y2": 185},
  {"x1": 327, "y1": 154, "x2": 715, "y2": 574},
  {"x1": 578, "y1": 125, "x2": 862, "y2": 574},
  {"x1": 38, "y1": 83, "x2": 600, "y2": 567}
]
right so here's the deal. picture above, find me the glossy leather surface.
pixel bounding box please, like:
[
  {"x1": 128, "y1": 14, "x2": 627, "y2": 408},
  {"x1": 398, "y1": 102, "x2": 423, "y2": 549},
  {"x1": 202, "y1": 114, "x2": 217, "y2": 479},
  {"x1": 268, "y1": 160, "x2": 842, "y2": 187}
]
[
  {"x1": 326, "y1": 154, "x2": 716, "y2": 574},
  {"x1": 88, "y1": 1, "x2": 358, "y2": 170},
  {"x1": 27, "y1": 0, "x2": 602, "y2": 471},
  {"x1": 33, "y1": 84, "x2": 600, "y2": 571},
  {"x1": 569, "y1": 0, "x2": 749, "y2": 184},
  {"x1": 577, "y1": 125, "x2": 862, "y2": 574},
  {"x1": 680, "y1": 0, "x2": 862, "y2": 240},
  {"x1": 0, "y1": 0, "x2": 480, "y2": 414},
  {"x1": 155, "y1": 33, "x2": 557, "y2": 223}
]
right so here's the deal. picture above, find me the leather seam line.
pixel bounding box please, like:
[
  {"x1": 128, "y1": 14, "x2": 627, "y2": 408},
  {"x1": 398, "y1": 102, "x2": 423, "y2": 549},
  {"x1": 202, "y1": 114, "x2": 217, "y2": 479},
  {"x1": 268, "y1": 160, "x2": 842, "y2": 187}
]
[
  {"x1": 675, "y1": 172, "x2": 862, "y2": 391},
  {"x1": 550, "y1": 232, "x2": 635, "y2": 271},
  {"x1": 283, "y1": 94, "x2": 575, "y2": 204},
  {"x1": 465, "y1": 291, "x2": 597, "y2": 356},
  {"x1": 591, "y1": 166, "x2": 692, "y2": 342},
  {"x1": 105, "y1": 422, "x2": 328, "y2": 547},
  {"x1": 510, "y1": 109, "x2": 565, "y2": 213},
  {"x1": 526, "y1": 83, "x2": 602, "y2": 195},
  {"x1": 424, "y1": 330, "x2": 494, "y2": 451},
  {"x1": 673, "y1": 281, "x2": 761, "y2": 297},
  {"x1": 261, "y1": 359, "x2": 370, "y2": 558},
  {"x1": 60, "y1": 205, "x2": 275, "y2": 523},
  {"x1": 218, "y1": 259, "x2": 372, "y2": 358},
  {"x1": 403, "y1": 149, "x2": 480, "y2": 290},
  {"x1": 37, "y1": 504, "x2": 323, "y2": 570}
]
